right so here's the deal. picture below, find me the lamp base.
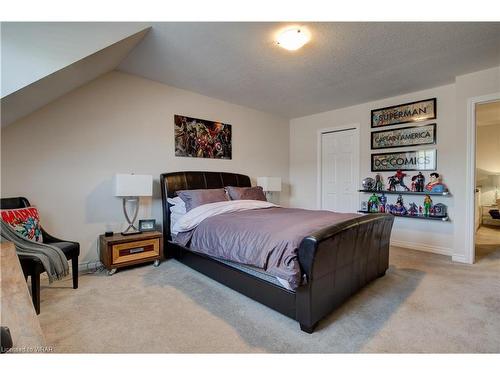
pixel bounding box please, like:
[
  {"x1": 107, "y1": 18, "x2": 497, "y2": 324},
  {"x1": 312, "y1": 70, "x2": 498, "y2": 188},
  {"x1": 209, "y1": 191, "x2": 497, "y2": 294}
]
[{"x1": 121, "y1": 197, "x2": 142, "y2": 236}]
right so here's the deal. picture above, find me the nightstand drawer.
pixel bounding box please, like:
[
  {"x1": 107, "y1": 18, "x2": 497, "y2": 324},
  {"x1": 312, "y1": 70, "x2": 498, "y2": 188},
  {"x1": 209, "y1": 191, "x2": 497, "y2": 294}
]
[{"x1": 112, "y1": 238, "x2": 160, "y2": 265}]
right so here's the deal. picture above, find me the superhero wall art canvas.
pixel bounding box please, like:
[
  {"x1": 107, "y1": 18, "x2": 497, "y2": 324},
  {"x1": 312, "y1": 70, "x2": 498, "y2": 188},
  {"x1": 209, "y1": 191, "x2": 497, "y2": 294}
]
[{"x1": 174, "y1": 115, "x2": 232, "y2": 159}]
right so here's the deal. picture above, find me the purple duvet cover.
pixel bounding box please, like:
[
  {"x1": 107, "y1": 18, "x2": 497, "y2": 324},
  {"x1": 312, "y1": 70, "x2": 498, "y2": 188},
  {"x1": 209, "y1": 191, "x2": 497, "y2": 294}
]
[{"x1": 173, "y1": 207, "x2": 360, "y2": 290}]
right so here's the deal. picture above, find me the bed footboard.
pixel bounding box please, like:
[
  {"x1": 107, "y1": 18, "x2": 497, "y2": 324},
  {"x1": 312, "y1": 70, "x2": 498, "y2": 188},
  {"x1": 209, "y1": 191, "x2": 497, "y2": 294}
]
[{"x1": 296, "y1": 213, "x2": 394, "y2": 333}]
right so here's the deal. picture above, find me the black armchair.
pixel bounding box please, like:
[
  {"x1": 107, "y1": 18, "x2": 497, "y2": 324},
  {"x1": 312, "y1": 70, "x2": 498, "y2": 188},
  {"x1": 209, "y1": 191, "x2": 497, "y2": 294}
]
[{"x1": 0, "y1": 197, "x2": 79, "y2": 314}]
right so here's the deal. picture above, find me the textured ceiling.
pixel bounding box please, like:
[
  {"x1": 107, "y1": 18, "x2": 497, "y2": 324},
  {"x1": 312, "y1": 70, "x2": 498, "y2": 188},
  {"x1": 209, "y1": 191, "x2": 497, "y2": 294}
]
[{"x1": 118, "y1": 22, "x2": 500, "y2": 119}]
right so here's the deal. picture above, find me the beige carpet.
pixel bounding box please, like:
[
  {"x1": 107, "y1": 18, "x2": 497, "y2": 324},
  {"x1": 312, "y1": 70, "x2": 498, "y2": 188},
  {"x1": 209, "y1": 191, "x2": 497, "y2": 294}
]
[{"x1": 36, "y1": 237, "x2": 500, "y2": 353}]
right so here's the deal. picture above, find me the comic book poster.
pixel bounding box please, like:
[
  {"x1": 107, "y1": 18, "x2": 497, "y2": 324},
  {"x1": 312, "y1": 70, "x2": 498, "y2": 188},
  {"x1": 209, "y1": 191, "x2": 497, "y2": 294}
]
[
  {"x1": 371, "y1": 98, "x2": 436, "y2": 128},
  {"x1": 371, "y1": 149, "x2": 436, "y2": 171},
  {"x1": 174, "y1": 115, "x2": 232, "y2": 159},
  {"x1": 371, "y1": 124, "x2": 436, "y2": 149}
]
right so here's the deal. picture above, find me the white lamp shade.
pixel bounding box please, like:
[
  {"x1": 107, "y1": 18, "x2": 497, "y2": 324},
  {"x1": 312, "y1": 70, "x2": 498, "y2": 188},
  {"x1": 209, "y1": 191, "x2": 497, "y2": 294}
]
[
  {"x1": 257, "y1": 177, "x2": 282, "y2": 192},
  {"x1": 114, "y1": 174, "x2": 152, "y2": 197}
]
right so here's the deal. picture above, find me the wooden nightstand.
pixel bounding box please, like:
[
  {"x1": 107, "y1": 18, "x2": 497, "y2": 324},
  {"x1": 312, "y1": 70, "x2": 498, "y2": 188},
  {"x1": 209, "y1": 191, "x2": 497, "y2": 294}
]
[{"x1": 99, "y1": 231, "x2": 163, "y2": 275}]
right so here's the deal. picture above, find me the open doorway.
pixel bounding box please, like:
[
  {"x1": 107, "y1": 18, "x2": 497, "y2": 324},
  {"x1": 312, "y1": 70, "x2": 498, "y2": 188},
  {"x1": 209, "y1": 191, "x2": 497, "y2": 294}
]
[{"x1": 475, "y1": 100, "x2": 500, "y2": 262}]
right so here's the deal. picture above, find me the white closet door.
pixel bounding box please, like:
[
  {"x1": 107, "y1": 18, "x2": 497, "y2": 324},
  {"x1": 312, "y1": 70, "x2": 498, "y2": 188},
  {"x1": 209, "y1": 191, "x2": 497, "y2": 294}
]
[{"x1": 321, "y1": 129, "x2": 359, "y2": 212}]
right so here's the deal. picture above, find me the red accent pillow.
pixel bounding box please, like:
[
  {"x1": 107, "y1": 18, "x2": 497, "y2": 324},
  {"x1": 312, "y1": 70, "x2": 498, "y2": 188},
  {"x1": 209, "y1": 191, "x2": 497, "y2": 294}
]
[{"x1": 1, "y1": 207, "x2": 44, "y2": 242}]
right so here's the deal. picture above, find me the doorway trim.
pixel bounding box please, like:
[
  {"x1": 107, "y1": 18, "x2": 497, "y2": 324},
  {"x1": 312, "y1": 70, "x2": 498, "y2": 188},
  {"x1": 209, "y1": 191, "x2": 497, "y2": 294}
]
[
  {"x1": 465, "y1": 92, "x2": 500, "y2": 264},
  {"x1": 317, "y1": 123, "x2": 360, "y2": 210}
]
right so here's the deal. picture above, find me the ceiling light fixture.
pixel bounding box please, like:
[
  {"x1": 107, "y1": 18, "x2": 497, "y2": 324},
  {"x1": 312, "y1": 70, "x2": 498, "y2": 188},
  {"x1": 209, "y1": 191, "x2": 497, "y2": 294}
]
[{"x1": 276, "y1": 26, "x2": 310, "y2": 51}]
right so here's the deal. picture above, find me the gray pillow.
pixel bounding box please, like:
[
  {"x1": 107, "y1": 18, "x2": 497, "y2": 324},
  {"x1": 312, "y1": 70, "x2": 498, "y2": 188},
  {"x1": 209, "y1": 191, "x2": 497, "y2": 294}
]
[
  {"x1": 177, "y1": 188, "x2": 229, "y2": 211},
  {"x1": 226, "y1": 186, "x2": 267, "y2": 201}
]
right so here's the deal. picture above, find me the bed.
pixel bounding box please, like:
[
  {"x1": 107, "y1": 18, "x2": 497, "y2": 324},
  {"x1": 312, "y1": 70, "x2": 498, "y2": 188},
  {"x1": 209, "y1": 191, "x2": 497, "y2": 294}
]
[{"x1": 160, "y1": 171, "x2": 394, "y2": 333}]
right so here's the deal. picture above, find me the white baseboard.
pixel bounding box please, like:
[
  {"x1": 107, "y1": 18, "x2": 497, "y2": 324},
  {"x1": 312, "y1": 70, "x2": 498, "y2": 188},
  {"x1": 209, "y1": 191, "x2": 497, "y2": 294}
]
[
  {"x1": 37, "y1": 260, "x2": 102, "y2": 281},
  {"x1": 451, "y1": 254, "x2": 471, "y2": 264},
  {"x1": 391, "y1": 239, "x2": 453, "y2": 257},
  {"x1": 78, "y1": 260, "x2": 103, "y2": 273}
]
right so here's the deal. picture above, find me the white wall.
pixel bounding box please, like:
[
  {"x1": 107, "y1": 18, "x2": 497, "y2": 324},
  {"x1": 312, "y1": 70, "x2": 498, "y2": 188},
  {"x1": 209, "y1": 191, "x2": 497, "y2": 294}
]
[
  {"x1": 289, "y1": 66, "x2": 500, "y2": 261},
  {"x1": 1, "y1": 71, "x2": 290, "y2": 264}
]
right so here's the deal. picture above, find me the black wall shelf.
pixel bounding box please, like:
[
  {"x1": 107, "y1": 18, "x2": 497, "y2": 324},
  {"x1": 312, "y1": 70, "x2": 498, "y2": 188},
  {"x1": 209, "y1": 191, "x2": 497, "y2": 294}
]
[
  {"x1": 359, "y1": 189, "x2": 450, "y2": 197},
  {"x1": 358, "y1": 211, "x2": 449, "y2": 221}
]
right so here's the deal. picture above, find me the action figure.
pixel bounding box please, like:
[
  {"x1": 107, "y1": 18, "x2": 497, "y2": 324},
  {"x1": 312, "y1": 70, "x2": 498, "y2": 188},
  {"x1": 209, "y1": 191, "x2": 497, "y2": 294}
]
[
  {"x1": 411, "y1": 175, "x2": 417, "y2": 192},
  {"x1": 387, "y1": 169, "x2": 410, "y2": 191},
  {"x1": 396, "y1": 194, "x2": 404, "y2": 206},
  {"x1": 393, "y1": 198, "x2": 407, "y2": 216},
  {"x1": 415, "y1": 172, "x2": 425, "y2": 192},
  {"x1": 423, "y1": 195, "x2": 433, "y2": 216},
  {"x1": 410, "y1": 172, "x2": 425, "y2": 192},
  {"x1": 379, "y1": 193, "x2": 387, "y2": 213},
  {"x1": 367, "y1": 193, "x2": 379, "y2": 213},
  {"x1": 375, "y1": 174, "x2": 384, "y2": 191},
  {"x1": 425, "y1": 173, "x2": 447, "y2": 193},
  {"x1": 408, "y1": 202, "x2": 418, "y2": 216}
]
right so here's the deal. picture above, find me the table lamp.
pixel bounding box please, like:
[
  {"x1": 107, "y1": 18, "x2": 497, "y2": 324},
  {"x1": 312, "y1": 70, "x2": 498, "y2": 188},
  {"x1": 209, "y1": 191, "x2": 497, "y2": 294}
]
[
  {"x1": 257, "y1": 177, "x2": 282, "y2": 203},
  {"x1": 114, "y1": 174, "x2": 153, "y2": 235}
]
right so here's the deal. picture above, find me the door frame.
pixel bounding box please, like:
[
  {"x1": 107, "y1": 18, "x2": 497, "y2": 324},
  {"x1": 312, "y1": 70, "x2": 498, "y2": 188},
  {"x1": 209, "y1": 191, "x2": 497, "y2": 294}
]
[
  {"x1": 465, "y1": 92, "x2": 500, "y2": 264},
  {"x1": 317, "y1": 124, "x2": 360, "y2": 210}
]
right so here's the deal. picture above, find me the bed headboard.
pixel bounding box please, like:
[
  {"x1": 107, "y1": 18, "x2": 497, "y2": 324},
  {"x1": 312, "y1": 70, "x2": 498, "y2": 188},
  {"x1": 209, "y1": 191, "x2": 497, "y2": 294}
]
[{"x1": 160, "y1": 171, "x2": 251, "y2": 256}]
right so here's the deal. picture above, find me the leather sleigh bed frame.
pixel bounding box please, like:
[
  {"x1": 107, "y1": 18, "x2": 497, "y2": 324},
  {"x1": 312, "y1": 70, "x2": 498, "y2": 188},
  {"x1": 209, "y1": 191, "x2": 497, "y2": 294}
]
[{"x1": 160, "y1": 171, "x2": 394, "y2": 333}]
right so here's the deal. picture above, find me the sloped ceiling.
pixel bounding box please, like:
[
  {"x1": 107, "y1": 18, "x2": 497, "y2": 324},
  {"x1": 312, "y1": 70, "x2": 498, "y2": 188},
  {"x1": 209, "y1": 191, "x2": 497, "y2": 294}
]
[
  {"x1": 118, "y1": 22, "x2": 500, "y2": 118},
  {"x1": 1, "y1": 23, "x2": 150, "y2": 126}
]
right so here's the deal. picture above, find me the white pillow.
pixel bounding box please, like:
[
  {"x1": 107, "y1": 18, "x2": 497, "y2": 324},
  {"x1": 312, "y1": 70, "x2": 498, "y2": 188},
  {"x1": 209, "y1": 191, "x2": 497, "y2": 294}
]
[
  {"x1": 170, "y1": 212, "x2": 184, "y2": 235},
  {"x1": 167, "y1": 197, "x2": 185, "y2": 206},
  {"x1": 170, "y1": 205, "x2": 186, "y2": 215},
  {"x1": 168, "y1": 196, "x2": 186, "y2": 215}
]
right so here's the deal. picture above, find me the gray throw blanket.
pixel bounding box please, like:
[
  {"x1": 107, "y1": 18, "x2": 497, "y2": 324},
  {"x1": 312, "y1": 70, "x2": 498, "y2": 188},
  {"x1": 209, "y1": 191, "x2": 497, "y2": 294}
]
[{"x1": 1, "y1": 221, "x2": 69, "y2": 283}]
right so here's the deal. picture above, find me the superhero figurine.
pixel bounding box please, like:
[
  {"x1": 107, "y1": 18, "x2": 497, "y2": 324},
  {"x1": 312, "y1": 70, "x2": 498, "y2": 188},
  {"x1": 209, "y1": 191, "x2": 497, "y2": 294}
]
[
  {"x1": 411, "y1": 172, "x2": 425, "y2": 192},
  {"x1": 379, "y1": 193, "x2": 387, "y2": 213},
  {"x1": 425, "y1": 173, "x2": 448, "y2": 193},
  {"x1": 396, "y1": 194, "x2": 404, "y2": 206},
  {"x1": 367, "y1": 193, "x2": 379, "y2": 213},
  {"x1": 387, "y1": 169, "x2": 410, "y2": 191},
  {"x1": 415, "y1": 172, "x2": 425, "y2": 192},
  {"x1": 411, "y1": 176, "x2": 417, "y2": 192},
  {"x1": 393, "y1": 196, "x2": 407, "y2": 216},
  {"x1": 375, "y1": 174, "x2": 384, "y2": 191},
  {"x1": 408, "y1": 202, "x2": 418, "y2": 216},
  {"x1": 423, "y1": 195, "x2": 433, "y2": 216}
]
